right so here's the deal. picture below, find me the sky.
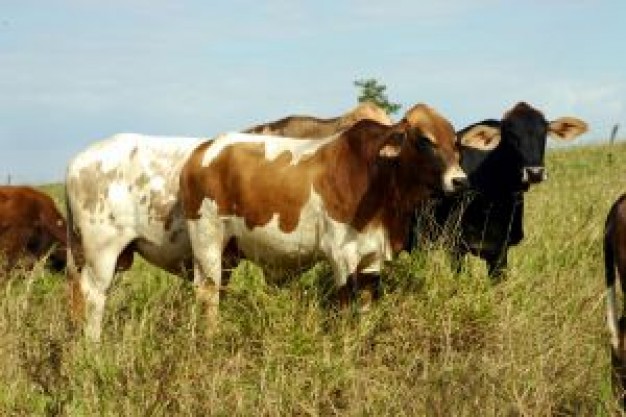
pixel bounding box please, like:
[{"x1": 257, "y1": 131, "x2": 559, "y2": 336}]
[{"x1": 1, "y1": 0, "x2": 624, "y2": 184}]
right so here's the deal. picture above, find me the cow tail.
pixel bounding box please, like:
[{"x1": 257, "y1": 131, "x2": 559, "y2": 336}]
[
  {"x1": 605, "y1": 216, "x2": 621, "y2": 352},
  {"x1": 65, "y1": 182, "x2": 79, "y2": 280}
]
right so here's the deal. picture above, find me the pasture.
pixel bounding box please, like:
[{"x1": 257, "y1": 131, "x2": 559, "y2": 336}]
[{"x1": 0, "y1": 141, "x2": 625, "y2": 416}]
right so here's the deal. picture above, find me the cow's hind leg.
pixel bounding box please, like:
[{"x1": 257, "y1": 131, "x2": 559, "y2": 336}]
[
  {"x1": 79, "y1": 247, "x2": 120, "y2": 341},
  {"x1": 72, "y1": 228, "x2": 132, "y2": 341}
]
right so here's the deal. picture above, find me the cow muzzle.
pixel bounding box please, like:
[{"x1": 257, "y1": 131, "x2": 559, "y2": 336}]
[
  {"x1": 443, "y1": 166, "x2": 469, "y2": 194},
  {"x1": 521, "y1": 166, "x2": 547, "y2": 185}
]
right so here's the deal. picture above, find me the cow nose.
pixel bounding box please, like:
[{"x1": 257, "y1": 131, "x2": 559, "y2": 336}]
[
  {"x1": 522, "y1": 167, "x2": 546, "y2": 184},
  {"x1": 452, "y1": 176, "x2": 469, "y2": 191}
]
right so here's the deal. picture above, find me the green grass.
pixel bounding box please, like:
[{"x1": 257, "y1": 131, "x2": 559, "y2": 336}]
[{"x1": 2, "y1": 142, "x2": 626, "y2": 415}]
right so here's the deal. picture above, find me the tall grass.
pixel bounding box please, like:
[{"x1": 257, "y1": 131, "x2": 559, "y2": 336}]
[{"x1": 1, "y1": 142, "x2": 625, "y2": 416}]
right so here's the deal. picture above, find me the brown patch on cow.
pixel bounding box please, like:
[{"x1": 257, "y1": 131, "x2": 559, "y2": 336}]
[
  {"x1": 243, "y1": 102, "x2": 392, "y2": 139},
  {"x1": 73, "y1": 161, "x2": 123, "y2": 214},
  {"x1": 181, "y1": 141, "x2": 317, "y2": 233},
  {"x1": 244, "y1": 115, "x2": 344, "y2": 138},
  {"x1": 0, "y1": 186, "x2": 69, "y2": 272},
  {"x1": 181, "y1": 103, "x2": 459, "y2": 252}
]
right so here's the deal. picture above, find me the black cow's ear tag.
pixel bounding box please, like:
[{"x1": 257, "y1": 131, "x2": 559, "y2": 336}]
[{"x1": 378, "y1": 132, "x2": 405, "y2": 159}]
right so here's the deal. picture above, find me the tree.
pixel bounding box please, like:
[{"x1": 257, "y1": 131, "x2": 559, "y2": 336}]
[{"x1": 353, "y1": 78, "x2": 401, "y2": 115}]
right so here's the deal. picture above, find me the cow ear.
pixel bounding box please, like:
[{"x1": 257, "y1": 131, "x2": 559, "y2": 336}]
[
  {"x1": 548, "y1": 117, "x2": 588, "y2": 140},
  {"x1": 378, "y1": 131, "x2": 405, "y2": 159},
  {"x1": 459, "y1": 124, "x2": 501, "y2": 151}
]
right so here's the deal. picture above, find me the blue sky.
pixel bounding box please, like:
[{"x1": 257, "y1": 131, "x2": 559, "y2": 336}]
[{"x1": 1, "y1": 1, "x2": 624, "y2": 183}]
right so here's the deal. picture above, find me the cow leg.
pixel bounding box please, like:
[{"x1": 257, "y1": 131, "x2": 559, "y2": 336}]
[
  {"x1": 79, "y1": 248, "x2": 120, "y2": 341},
  {"x1": 337, "y1": 280, "x2": 354, "y2": 310},
  {"x1": 485, "y1": 248, "x2": 508, "y2": 280},
  {"x1": 356, "y1": 272, "x2": 382, "y2": 311},
  {"x1": 612, "y1": 317, "x2": 626, "y2": 407},
  {"x1": 336, "y1": 272, "x2": 381, "y2": 312},
  {"x1": 187, "y1": 216, "x2": 223, "y2": 331},
  {"x1": 328, "y1": 255, "x2": 355, "y2": 310}
]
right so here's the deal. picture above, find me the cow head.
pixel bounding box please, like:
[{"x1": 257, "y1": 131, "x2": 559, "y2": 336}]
[
  {"x1": 458, "y1": 102, "x2": 587, "y2": 193},
  {"x1": 377, "y1": 103, "x2": 500, "y2": 195},
  {"x1": 501, "y1": 102, "x2": 588, "y2": 187}
]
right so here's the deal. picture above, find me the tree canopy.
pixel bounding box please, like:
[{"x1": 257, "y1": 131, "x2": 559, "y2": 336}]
[{"x1": 354, "y1": 78, "x2": 401, "y2": 115}]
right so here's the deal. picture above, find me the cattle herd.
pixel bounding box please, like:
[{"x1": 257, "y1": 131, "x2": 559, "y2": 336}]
[{"x1": 7, "y1": 99, "x2": 626, "y2": 400}]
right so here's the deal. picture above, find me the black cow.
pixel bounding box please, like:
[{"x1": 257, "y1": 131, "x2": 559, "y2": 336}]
[{"x1": 408, "y1": 102, "x2": 587, "y2": 277}]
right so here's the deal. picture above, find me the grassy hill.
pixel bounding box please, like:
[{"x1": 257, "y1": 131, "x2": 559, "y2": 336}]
[{"x1": 1, "y1": 142, "x2": 626, "y2": 415}]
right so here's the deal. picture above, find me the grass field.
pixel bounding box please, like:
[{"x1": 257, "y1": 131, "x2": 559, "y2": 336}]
[{"x1": 1, "y1": 142, "x2": 626, "y2": 416}]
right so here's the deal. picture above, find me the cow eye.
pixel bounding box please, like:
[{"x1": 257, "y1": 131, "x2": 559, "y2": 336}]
[{"x1": 415, "y1": 136, "x2": 434, "y2": 149}]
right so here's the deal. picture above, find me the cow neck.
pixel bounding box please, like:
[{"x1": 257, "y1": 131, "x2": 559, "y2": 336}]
[{"x1": 320, "y1": 122, "x2": 427, "y2": 252}]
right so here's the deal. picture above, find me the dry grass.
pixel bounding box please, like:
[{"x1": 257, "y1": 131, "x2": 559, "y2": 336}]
[{"x1": 1, "y1": 142, "x2": 626, "y2": 416}]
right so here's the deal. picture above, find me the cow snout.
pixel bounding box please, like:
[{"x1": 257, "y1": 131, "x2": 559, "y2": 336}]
[
  {"x1": 522, "y1": 166, "x2": 546, "y2": 184},
  {"x1": 452, "y1": 176, "x2": 469, "y2": 191},
  {"x1": 443, "y1": 166, "x2": 469, "y2": 194}
]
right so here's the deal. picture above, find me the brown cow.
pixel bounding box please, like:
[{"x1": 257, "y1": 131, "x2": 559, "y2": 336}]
[
  {"x1": 0, "y1": 186, "x2": 68, "y2": 273},
  {"x1": 243, "y1": 101, "x2": 393, "y2": 137},
  {"x1": 179, "y1": 103, "x2": 501, "y2": 324},
  {"x1": 605, "y1": 193, "x2": 626, "y2": 407}
]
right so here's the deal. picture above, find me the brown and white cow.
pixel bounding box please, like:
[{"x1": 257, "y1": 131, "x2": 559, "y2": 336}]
[
  {"x1": 179, "y1": 103, "x2": 501, "y2": 324},
  {"x1": 65, "y1": 107, "x2": 397, "y2": 340},
  {"x1": 244, "y1": 101, "x2": 393, "y2": 137},
  {"x1": 0, "y1": 186, "x2": 68, "y2": 273}
]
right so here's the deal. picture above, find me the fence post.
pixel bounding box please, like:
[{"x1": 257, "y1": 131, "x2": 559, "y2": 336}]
[{"x1": 609, "y1": 124, "x2": 620, "y2": 163}]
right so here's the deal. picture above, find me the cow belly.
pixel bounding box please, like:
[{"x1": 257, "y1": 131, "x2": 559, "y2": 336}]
[
  {"x1": 231, "y1": 214, "x2": 391, "y2": 278},
  {"x1": 135, "y1": 233, "x2": 192, "y2": 275},
  {"x1": 227, "y1": 214, "x2": 322, "y2": 269},
  {"x1": 134, "y1": 208, "x2": 192, "y2": 274},
  {"x1": 462, "y1": 199, "x2": 523, "y2": 253}
]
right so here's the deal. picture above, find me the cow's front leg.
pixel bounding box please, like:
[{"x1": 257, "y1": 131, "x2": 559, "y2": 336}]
[
  {"x1": 484, "y1": 248, "x2": 509, "y2": 281},
  {"x1": 187, "y1": 215, "x2": 223, "y2": 334},
  {"x1": 354, "y1": 272, "x2": 381, "y2": 311}
]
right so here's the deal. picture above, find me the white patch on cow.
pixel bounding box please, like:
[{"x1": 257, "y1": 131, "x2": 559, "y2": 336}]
[
  {"x1": 607, "y1": 283, "x2": 620, "y2": 351},
  {"x1": 442, "y1": 164, "x2": 467, "y2": 193},
  {"x1": 189, "y1": 188, "x2": 393, "y2": 289},
  {"x1": 149, "y1": 176, "x2": 166, "y2": 191},
  {"x1": 200, "y1": 132, "x2": 339, "y2": 167},
  {"x1": 108, "y1": 182, "x2": 128, "y2": 203}
]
